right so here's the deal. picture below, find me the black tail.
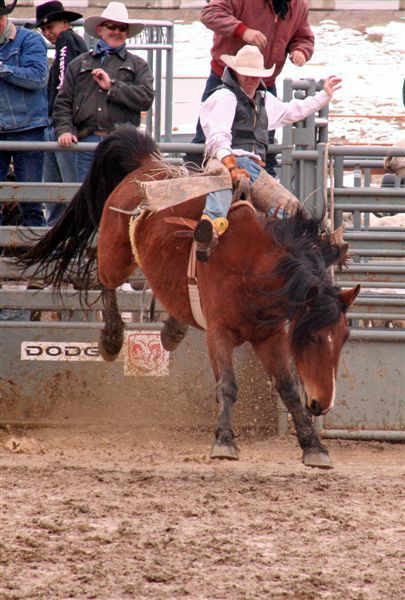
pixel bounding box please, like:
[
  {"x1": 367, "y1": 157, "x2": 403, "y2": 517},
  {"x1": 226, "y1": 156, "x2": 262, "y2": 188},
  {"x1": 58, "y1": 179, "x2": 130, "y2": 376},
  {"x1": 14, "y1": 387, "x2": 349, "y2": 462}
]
[{"x1": 17, "y1": 125, "x2": 158, "y2": 289}]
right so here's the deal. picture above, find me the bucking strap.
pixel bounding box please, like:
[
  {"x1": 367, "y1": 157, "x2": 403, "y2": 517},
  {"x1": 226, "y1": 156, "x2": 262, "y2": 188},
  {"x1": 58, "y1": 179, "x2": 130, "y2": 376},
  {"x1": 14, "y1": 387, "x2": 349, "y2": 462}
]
[{"x1": 187, "y1": 242, "x2": 207, "y2": 330}]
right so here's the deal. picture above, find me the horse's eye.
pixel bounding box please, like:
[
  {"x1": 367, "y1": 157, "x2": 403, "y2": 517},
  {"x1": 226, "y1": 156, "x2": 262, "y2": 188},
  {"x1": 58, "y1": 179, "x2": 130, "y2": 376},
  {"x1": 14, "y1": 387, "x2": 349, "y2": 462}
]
[{"x1": 308, "y1": 333, "x2": 317, "y2": 345}]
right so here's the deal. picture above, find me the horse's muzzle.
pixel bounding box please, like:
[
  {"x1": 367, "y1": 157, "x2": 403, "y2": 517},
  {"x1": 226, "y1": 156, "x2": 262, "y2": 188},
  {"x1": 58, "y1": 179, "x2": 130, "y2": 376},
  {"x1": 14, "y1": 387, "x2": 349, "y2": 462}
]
[{"x1": 309, "y1": 400, "x2": 324, "y2": 417}]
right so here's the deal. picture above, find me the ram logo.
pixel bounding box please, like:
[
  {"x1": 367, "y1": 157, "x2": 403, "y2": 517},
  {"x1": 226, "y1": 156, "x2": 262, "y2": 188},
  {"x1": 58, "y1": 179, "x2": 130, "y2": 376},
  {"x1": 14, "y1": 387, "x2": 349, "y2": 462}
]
[{"x1": 124, "y1": 332, "x2": 169, "y2": 376}]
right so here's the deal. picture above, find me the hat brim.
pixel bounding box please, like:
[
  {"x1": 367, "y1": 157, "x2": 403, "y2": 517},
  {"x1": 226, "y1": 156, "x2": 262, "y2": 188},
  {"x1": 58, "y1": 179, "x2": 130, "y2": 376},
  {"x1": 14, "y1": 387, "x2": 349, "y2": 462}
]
[
  {"x1": 34, "y1": 10, "x2": 83, "y2": 28},
  {"x1": 221, "y1": 53, "x2": 275, "y2": 78},
  {"x1": 84, "y1": 16, "x2": 144, "y2": 39},
  {"x1": 0, "y1": 0, "x2": 17, "y2": 16}
]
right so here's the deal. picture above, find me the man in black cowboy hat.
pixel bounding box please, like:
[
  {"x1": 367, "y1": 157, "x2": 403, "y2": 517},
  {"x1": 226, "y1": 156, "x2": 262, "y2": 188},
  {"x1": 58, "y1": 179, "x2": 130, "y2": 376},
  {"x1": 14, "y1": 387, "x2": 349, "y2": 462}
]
[
  {"x1": 33, "y1": 0, "x2": 87, "y2": 225},
  {"x1": 0, "y1": 0, "x2": 16, "y2": 16},
  {"x1": 0, "y1": 0, "x2": 48, "y2": 228}
]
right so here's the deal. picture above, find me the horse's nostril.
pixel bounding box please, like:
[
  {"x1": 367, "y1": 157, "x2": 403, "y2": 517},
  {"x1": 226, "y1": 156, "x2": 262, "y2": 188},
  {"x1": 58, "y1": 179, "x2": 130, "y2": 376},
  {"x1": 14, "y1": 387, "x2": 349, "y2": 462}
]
[{"x1": 310, "y1": 400, "x2": 322, "y2": 416}]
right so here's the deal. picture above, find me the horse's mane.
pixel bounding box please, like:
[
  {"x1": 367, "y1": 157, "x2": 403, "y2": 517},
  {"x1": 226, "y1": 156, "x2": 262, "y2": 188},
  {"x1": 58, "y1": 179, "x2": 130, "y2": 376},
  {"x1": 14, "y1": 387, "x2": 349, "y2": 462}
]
[{"x1": 257, "y1": 209, "x2": 342, "y2": 351}]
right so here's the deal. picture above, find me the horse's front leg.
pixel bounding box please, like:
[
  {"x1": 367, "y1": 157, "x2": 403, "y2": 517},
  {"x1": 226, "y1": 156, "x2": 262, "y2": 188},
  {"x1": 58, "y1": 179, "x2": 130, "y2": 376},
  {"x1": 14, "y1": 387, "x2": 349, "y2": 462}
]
[
  {"x1": 206, "y1": 327, "x2": 239, "y2": 460},
  {"x1": 253, "y1": 334, "x2": 332, "y2": 469},
  {"x1": 277, "y1": 378, "x2": 332, "y2": 469},
  {"x1": 98, "y1": 287, "x2": 124, "y2": 362}
]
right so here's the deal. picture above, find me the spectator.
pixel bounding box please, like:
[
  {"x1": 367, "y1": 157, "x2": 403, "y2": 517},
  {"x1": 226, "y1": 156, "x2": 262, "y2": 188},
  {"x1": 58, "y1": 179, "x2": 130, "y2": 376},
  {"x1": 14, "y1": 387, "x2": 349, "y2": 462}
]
[
  {"x1": 53, "y1": 1, "x2": 154, "y2": 182},
  {"x1": 193, "y1": 46, "x2": 341, "y2": 262},
  {"x1": 0, "y1": 0, "x2": 48, "y2": 227},
  {"x1": 184, "y1": 0, "x2": 315, "y2": 175},
  {"x1": 32, "y1": 0, "x2": 87, "y2": 226}
]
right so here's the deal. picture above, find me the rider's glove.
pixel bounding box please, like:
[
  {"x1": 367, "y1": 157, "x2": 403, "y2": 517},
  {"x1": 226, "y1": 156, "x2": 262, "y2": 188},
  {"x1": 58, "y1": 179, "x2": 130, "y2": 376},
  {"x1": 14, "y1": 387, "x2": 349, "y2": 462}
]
[{"x1": 221, "y1": 155, "x2": 250, "y2": 187}]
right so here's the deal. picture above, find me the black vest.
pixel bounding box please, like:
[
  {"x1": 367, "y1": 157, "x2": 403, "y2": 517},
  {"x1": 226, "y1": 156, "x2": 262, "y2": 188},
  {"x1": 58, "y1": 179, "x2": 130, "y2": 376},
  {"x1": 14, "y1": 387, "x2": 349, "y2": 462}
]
[{"x1": 221, "y1": 69, "x2": 269, "y2": 161}]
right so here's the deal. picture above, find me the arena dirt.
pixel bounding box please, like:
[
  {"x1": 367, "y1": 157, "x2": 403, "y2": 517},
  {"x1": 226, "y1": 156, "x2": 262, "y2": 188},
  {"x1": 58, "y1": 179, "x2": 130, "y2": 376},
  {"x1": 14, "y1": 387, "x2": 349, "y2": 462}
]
[{"x1": 1, "y1": 425, "x2": 403, "y2": 600}]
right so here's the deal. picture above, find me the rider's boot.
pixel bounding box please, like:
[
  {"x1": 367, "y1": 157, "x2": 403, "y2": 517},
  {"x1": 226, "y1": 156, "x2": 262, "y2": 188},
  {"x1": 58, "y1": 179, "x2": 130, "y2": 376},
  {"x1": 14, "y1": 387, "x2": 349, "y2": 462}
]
[{"x1": 194, "y1": 214, "x2": 229, "y2": 262}]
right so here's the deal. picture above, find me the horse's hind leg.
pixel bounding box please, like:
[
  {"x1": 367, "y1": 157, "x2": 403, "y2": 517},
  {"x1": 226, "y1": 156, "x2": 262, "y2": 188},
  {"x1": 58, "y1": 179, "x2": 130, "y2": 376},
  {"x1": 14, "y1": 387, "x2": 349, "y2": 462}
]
[
  {"x1": 160, "y1": 315, "x2": 189, "y2": 351},
  {"x1": 207, "y1": 328, "x2": 239, "y2": 460},
  {"x1": 98, "y1": 287, "x2": 124, "y2": 362}
]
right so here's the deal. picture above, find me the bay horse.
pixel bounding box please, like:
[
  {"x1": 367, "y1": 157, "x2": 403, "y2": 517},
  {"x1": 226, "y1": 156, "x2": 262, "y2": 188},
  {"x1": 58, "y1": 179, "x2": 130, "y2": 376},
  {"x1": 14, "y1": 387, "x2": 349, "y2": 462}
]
[{"x1": 19, "y1": 126, "x2": 359, "y2": 468}]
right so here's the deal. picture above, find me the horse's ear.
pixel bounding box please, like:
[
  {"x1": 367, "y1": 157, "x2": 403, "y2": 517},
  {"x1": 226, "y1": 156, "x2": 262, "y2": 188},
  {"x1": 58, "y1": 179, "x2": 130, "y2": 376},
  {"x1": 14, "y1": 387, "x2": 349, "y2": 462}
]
[
  {"x1": 339, "y1": 285, "x2": 361, "y2": 310},
  {"x1": 306, "y1": 286, "x2": 319, "y2": 307}
]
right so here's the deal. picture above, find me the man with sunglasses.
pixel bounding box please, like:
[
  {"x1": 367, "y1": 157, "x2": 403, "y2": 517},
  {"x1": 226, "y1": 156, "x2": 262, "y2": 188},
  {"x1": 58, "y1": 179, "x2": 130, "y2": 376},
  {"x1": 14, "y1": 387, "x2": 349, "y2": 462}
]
[{"x1": 53, "y1": 1, "x2": 154, "y2": 181}]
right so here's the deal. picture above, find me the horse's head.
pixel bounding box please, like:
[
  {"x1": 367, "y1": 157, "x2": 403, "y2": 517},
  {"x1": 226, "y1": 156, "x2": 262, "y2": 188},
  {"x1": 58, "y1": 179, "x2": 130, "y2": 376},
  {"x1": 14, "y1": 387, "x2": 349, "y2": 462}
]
[{"x1": 292, "y1": 285, "x2": 360, "y2": 416}]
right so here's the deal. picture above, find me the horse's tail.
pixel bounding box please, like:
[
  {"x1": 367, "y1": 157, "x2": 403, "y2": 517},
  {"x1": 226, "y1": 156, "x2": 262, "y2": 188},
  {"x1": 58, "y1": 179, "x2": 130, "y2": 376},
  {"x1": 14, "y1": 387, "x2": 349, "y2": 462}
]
[{"x1": 18, "y1": 125, "x2": 159, "y2": 289}]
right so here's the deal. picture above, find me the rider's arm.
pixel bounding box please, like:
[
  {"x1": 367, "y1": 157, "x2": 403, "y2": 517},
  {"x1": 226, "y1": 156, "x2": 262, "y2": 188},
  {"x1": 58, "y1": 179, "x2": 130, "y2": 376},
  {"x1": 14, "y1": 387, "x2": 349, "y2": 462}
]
[{"x1": 264, "y1": 88, "x2": 330, "y2": 130}]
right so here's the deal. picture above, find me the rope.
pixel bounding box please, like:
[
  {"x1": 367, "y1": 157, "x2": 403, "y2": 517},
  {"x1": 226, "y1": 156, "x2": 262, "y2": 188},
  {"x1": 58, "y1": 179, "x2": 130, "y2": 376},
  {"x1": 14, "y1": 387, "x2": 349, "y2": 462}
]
[
  {"x1": 322, "y1": 142, "x2": 335, "y2": 231},
  {"x1": 128, "y1": 211, "x2": 146, "y2": 269}
]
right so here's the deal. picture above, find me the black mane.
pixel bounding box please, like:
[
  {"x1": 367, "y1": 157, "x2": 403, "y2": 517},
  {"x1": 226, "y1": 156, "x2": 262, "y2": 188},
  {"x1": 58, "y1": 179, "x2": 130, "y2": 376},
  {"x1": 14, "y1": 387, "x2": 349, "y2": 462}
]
[{"x1": 257, "y1": 209, "x2": 342, "y2": 351}]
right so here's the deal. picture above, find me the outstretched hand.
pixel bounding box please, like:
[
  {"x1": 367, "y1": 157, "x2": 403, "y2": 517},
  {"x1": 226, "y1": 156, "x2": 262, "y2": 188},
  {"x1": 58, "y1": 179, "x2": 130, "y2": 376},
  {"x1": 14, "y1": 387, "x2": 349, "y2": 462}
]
[{"x1": 323, "y1": 75, "x2": 342, "y2": 98}]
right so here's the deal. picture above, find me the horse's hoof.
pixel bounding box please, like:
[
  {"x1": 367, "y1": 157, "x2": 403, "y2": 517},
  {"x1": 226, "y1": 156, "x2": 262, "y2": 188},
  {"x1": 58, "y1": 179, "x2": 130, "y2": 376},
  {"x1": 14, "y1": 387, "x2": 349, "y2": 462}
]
[
  {"x1": 97, "y1": 339, "x2": 120, "y2": 362},
  {"x1": 160, "y1": 317, "x2": 188, "y2": 352},
  {"x1": 160, "y1": 330, "x2": 177, "y2": 352},
  {"x1": 210, "y1": 443, "x2": 239, "y2": 460},
  {"x1": 303, "y1": 451, "x2": 333, "y2": 469}
]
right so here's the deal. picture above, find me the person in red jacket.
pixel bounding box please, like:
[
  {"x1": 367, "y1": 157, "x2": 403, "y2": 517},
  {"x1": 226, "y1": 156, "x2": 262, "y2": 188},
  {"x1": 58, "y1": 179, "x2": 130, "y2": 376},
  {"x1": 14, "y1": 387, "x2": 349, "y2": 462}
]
[{"x1": 185, "y1": 0, "x2": 315, "y2": 176}]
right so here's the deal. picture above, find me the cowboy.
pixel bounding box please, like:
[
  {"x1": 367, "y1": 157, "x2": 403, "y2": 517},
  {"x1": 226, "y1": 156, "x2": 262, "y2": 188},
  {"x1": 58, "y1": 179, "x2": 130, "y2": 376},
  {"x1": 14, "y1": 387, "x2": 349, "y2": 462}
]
[
  {"x1": 194, "y1": 45, "x2": 342, "y2": 261},
  {"x1": 0, "y1": 0, "x2": 48, "y2": 228},
  {"x1": 32, "y1": 0, "x2": 88, "y2": 225},
  {"x1": 52, "y1": 1, "x2": 154, "y2": 182}
]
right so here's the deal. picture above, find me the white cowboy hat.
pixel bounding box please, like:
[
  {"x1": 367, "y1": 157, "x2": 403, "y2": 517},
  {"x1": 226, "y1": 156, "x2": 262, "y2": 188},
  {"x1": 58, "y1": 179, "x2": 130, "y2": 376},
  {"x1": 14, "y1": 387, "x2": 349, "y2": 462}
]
[
  {"x1": 221, "y1": 45, "x2": 275, "y2": 77},
  {"x1": 84, "y1": 2, "x2": 145, "y2": 39}
]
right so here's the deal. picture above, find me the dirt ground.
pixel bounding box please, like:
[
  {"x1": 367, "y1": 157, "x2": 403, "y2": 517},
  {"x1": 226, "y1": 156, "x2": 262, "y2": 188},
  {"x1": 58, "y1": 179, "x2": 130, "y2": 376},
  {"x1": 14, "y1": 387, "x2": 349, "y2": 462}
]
[{"x1": 0, "y1": 425, "x2": 403, "y2": 600}]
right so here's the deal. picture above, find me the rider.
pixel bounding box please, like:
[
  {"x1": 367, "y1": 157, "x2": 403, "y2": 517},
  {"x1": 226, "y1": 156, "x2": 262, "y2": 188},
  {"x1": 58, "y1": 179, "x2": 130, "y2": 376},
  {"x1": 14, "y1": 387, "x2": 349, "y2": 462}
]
[{"x1": 194, "y1": 44, "x2": 342, "y2": 261}]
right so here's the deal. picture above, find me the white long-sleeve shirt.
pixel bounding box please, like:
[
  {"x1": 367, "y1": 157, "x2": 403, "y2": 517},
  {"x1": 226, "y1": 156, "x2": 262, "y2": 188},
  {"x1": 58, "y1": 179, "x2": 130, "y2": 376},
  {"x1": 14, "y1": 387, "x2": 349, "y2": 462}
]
[{"x1": 200, "y1": 87, "x2": 330, "y2": 162}]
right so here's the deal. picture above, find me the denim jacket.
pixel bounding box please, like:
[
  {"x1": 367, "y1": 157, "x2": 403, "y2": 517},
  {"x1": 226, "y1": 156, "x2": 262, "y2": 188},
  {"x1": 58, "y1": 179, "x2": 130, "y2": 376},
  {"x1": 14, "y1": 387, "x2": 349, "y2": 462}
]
[{"x1": 0, "y1": 26, "x2": 48, "y2": 132}]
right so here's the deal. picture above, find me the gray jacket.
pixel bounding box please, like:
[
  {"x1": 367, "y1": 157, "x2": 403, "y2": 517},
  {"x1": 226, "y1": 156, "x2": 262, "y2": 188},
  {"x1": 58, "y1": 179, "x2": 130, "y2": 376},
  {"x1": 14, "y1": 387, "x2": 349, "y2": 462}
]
[{"x1": 53, "y1": 47, "x2": 154, "y2": 137}]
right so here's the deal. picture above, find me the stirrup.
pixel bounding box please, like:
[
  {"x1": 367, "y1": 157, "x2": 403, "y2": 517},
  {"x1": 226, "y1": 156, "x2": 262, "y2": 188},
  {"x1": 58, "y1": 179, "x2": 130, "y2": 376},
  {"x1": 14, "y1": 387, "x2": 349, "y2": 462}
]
[{"x1": 194, "y1": 219, "x2": 214, "y2": 262}]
